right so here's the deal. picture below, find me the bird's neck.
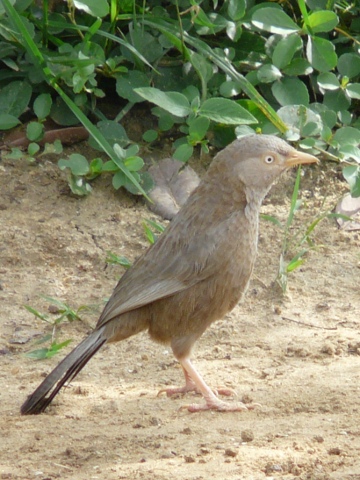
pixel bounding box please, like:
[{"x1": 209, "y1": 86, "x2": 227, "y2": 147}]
[{"x1": 243, "y1": 185, "x2": 271, "y2": 222}]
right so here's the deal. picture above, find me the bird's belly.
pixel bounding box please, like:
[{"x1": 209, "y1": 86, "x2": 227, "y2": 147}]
[{"x1": 148, "y1": 250, "x2": 256, "y2": 344}]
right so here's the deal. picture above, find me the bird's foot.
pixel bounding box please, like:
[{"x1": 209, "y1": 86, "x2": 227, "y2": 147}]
[
  {"x1": 184, "y1": 398, "x2": 260, "y2": 413},
  {"x1": 157, "y1": 383, "x2": 198, "y2": 398},
  {"x1": 158, "y1": 384, "x2": 236, "y2": 398}
]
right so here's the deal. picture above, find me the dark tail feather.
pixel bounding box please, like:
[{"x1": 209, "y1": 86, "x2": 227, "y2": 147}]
[{"x1": 21, "y1": 328, "x2": 107, "y2": 415}]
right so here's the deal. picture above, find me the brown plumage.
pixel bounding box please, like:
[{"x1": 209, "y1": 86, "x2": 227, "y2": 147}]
[{"x1": 21, "y1": 134, "x2": 318, "y2": 415}]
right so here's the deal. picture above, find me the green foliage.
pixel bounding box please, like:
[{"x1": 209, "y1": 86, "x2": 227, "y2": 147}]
[
  {"x1": 105, "y1": 251, "x2": 132, "y2": 269},
  {"x1": 0, "y1": 0, "x2": 359, "y2": 195},
  {"x1": 143, "y1": 219, "x2": 166, "y2": 245},
  {"x1": 24, "y1": 296, "x2": 85, "y2": 359},
  {"x1": 266, "y1": 167, "x2": 350, "y2": 293}
]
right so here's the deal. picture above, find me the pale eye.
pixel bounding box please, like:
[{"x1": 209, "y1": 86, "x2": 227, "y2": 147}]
[{"x1": 264, "y1": 155, "x2": 275, "y2": 164}]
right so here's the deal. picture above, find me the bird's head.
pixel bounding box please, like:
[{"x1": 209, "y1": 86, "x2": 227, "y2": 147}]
[{"x1": 216, "y1": 134, "x2": 319, "y2": 195}]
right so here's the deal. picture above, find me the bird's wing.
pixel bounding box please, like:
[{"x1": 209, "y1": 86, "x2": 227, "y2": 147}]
[{"x1": 96, "y1": 212, "x2": 242, "y2": 327}]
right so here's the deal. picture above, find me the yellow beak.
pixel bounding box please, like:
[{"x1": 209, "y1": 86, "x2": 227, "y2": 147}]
[{"x1": 285, "y1": 150, "x2": 319, "y2": 167}]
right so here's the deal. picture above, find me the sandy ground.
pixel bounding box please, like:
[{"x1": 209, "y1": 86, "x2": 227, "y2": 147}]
[{"x1": 0, "y1": 146, "x2": 359, "y2": 480}]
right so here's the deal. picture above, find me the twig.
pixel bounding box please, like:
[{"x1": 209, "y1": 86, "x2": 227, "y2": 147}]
[{"x1": 280, "y1": 316, "x2": 337, "y2": 330}]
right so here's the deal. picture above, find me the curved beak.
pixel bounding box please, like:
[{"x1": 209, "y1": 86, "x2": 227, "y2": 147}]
[{"x1": 285, "y1": 150, "x2": 319, "y2": 167}]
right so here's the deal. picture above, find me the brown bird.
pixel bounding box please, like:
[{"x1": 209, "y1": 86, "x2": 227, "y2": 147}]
[{"x1": 21, "y1": 135, "x2": 318, "y2": 415}]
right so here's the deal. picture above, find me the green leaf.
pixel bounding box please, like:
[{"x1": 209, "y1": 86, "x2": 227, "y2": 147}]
[
  {"x1": 346, "y1": 83, "x2": 360, "y2": 100},
  {"x1": 226, "y1": 21, "x2": 242, "y2": 42},
  {"x1": 142, "y1": 129, "x2": 158, "y2": 142},
  {"x1": 227, "y1": 0, "x2": 246, "y2": 21},
  {"x1": 343, "y1": 166, "x2": 360, "y2": 198},
  {"x1": 319, "y1": 109, "x2": 337, "y2": 130},
  {"x1": 306, "y1": 11, "x2": 338, "y2": 33},
  {"x1": 317, "y1": 72, "x2": 340, "y2": 91},
  {"x1": 219, "y1": 80, "x2": 242, "y2": 98},
  {"x1": 89, "y1": 157, "x2": 103, "y2": 175},
  {"x1": 112, "y1": 170, "x2": 152, "y2": 195},
  {"x1": 272, "y1": 78, "x2": 309, "y2": 106},
  {"x1": 58, "y1": 154, "x2": 90, "y2": 175},
  {"x1": 190, "y1": 51, "x2": 213, "y2": 85},
  {"x1": 116, "y1": 70, "x2": 150, "y2": 103},
  {"x1": 283, "y1": 58, "x2": 312, "y2": 76},
  {"x1": 73, "y1": 0, "x2": 109, "y2": 17},
  {"x1": 272, "y1": 34, "x2": 303, "y2": 69},
  {"x1": 306, "y1": 36, "x2": 337, "y2": 72},
  {"x1": 24, "y1": 305, "x2": 50, "y2": 323},
  {"x1": 68, "y1": 175, "x2": 92, "y2": 196},
  {"x1": 88, "y1": 120, "x2": 130, "y2": 151},
  {"x1": 333, "y1": 127, "x2": 360, "y2": 146},
  {"x1": 106, "y1": 251, "x2": 132, "y2": 268},
  {"x1": 252, "y1": 7, "x2": 300, "y2": 35},
  {"x1": 0, "y1": 113, "x2": 21, "y2": 130},
  {"x1": 26, "y1": 122, "x2": 44, "y2": 142},
  {"x1": 286, "y1": 258, "x2": 304, "y2": 273},
  {"x1": 28, "y1": 143, "x2": 40, "y2": 156},
  {"x1": 257, "y1": 64, "x2": 282, "y2": 83},
  {"x1": 33, "y1": 93, "x2": 52, "y2": 120},
  {"x1": 278, "y1": 105, "x2": 322, "y2": 137},
  {"x1": 337, "y1": 53, "x2": 360, "y2": 78},
  {"x1": 339, "y1": 145, "x2": 360, "y2": 162},
  {"x1": 0, "y1": 0, "x2": 15, "y2": 15},
  {"x1": 323, "y1": 89, "x2": 350, "y2": 111},
  {"x1": 124, "y1": 156, "x2": 144, "y2": 171},
  {"x1": 43, "y1": 139, "x2": 63, "y2": 155},
  {"x1": 26, "y1": 339, "x2": 73, "y2": 360},
  {"x1": 199, "y1": 98, "x2": 257, "y2": 124},
  {"x1": 188, "y1": 116, "x2": 210, "y2": 142},
  {"x1": 112, "y1": 170, "x2": 130, "y2": 190},
  {"x1": 102, "y1": 160, "x2": 117, "y2": 172},
  {"x1": 50, "y1": 97, "x2": 80, "y2": 126},
  {"x1": 261, "y1": 214, "x2": 283, "y2": 228},
  {"x1": 134, "y1": 88, "x2": 191, "y2": 117},
  {"x1": 173, "y1": 143, "x2": 194, "y2": 162},
  {"x1": 0, "y1": 80, "x2": 32, "y2": 117}
]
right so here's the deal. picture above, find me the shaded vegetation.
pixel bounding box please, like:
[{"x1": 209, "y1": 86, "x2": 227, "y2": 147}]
[{"x1": 0, "y1": 0, "x2": 359, "y2": 196}]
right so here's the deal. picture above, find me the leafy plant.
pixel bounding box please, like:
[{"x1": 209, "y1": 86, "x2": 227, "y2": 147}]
[
  {"x1": 142, "y1": 219, "x2": 166, "y2": 244},
  {"x1": 58, "y1": 142, "x2": 153, "y2": 195},
  {"x1": 267, "y1": 167, "x2": 350, "y2": 293},
  {"x1": 105, "y1": 218, "x2": 165, "y2": 270},
  {"x1": 24, "y1": 296, "x2": 85, "y2": 359},
  {"x1": 1, "y1": 0, "x2": 359, "y2": 196},
  {"x1": 106, "y1": 251, "x2": 132, "y2": 269}
]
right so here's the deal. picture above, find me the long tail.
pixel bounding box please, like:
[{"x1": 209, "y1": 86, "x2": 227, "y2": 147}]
[{"x1": 21, "y1": 327, "x2": 107, "y2": 415}]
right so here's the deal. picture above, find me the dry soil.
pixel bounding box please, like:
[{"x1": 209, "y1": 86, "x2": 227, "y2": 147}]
[{"x1": 0, "y1": 146, "x2": 359, "y2": 480}]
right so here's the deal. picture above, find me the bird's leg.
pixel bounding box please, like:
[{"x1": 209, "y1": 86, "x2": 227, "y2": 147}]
[
  {"x1": 158, "y1": 364, "x2": 236, "y2": 398},
  {"x1": 157, "y1": 366, "x2": 198, "y2": 397},
  {"x1": 180, "y1": 357, "x2": 259, "y2": 412}
]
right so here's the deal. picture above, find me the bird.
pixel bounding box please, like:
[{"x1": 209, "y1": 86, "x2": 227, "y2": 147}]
[{"x1": 21, "y1": 134, "x2": 318, "y2": 415}]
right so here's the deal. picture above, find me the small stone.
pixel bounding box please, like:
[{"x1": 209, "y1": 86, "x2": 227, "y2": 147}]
[
  {"x1": 184, "y1": 456, "x2": 195, "y2": 463},
  {"x1": 313, "y1": 435, "x2": 324, "y2": 443},
  {"x1": 274, "y1": 305, "x2": 282, "y2": 315},
  {"x1": 180, "y1": 427, "x2": 192, "y2": 435},
  {"x1": 224, "y1": 448, "x2": 238, "y2": 458},
  {"x1": 199, "y1": 447, "x2": 210, "y2": 455},
  {"x1": 328, "y1": 447, "x2": 341, "y2": 455},
  {"x1": 321, "y1": 343, "x2": 336, "y2": 355},
  {"x1": 241, "y1": 429, "x2": 254, "y2": 442},
  {"x1": 48, "y1": 304, "x2": 61, "y2": 314},
  {"x1": 241, "y1": 393, "x2": 254, "y2": 404}
]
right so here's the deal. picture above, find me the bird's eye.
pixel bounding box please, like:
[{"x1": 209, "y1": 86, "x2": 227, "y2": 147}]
[{"x1": 264, "y1": 155, "x2": 275, "y2": 164}]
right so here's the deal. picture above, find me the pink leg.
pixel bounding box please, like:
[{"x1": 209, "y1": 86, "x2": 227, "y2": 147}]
[
  {"x1": 179, "y1": 358, "x2": 259, "y2": 412},
  {"x1": 157, "y1": 366, "x2": 198, "y2": 397},
  {"x1": 158, "y1": 365, "x2": 236, "y2": 398}
]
